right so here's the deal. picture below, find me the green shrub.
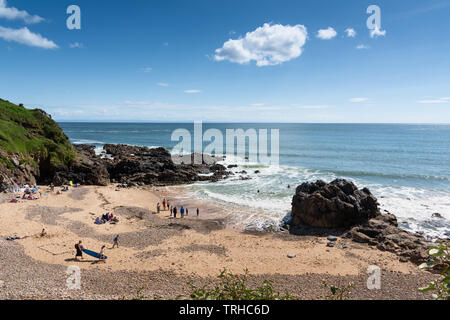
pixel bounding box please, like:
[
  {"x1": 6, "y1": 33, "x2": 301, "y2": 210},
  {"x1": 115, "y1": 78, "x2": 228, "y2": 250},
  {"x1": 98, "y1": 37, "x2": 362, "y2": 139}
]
[
  {"x1": 419, "y1": 242, "x2": 449, "y2": 300},
  {"x1": 322, "y1": 280, "x2": 354, "y2": 300},
  {"x1": 188, "y1": 268, "x2": 295, "y2": 300}
]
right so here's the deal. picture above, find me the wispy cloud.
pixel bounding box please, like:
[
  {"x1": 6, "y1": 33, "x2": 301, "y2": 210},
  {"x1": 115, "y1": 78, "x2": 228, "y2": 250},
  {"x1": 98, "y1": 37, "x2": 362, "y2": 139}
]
[
  {"x1": 69, "y1": 42, "x2": 84, "y2": 49},
  {"x1": 141, "y1": 67, "x2": 152, "y2": 73},
  {"x1": 370, "y1": 26, "x2": 386, "y2": 38},
  {"x1": 317, "y1": 27, "x2": 337, "y2": 40},
  {"x1": 345, "y1": 28, "x2": 356, "y2": 38},
  {"x1": 0, "y1": 26, "x2": 58, "y2": 49},
  {"x1": 350, "y1": 97, "x2": 369, "y2": 103},
  {"x1": 356, "y1": 44, "x2": 369, "y2": 50},
  {"x1": 184, "y1": 89, "x2": 202, "y2": 94},
  {"x1": 157, "y1": 83, "x2": 169, "y2": 87},
  {"x1": 418, "y1": 97, "x2": 450, "y2": 104},
  {"x1": 214, "y1": 23, "x2": 308, "y2": 67},
  {"x1": 0, "y1": 0, "x2": 44, "y2": 24},
  {"x1": 294, "y1": 105, "x2": 332, "y2": 109}
]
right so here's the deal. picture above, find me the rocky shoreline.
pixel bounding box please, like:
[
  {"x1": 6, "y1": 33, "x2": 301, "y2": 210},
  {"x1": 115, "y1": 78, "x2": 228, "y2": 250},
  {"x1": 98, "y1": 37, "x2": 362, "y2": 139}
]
[
  {"x1": 1, "y1": 144, "x2": 233, "y2": 192},
  {"x1": 288, "y1": 179, "x2": 448, "y2": 265}
]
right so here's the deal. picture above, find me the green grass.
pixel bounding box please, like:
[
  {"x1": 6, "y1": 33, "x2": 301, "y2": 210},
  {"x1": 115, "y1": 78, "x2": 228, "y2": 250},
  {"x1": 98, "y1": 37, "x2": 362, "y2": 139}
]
[{"x1": 0, "y1": 98, "x2": 75, "y2": 168}]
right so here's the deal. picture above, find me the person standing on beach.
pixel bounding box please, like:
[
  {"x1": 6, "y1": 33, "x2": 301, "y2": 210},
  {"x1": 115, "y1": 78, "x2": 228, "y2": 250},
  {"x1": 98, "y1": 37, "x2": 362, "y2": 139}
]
[
  {"x1": 180, "y1": 206, "x2": 185, "y2": 218},
  {"x1": 113, "y1": 235, "x2": 119, "y2": 248},
  {"x1": 170, "y1": 206, "x2": 173, "y2": 217},
  {"x1": 75, "y1": 241, "x2": 84, "y2": 260},
  {"x1": 163, "y1": 199, "x2": 166, "y2": 211},
  {"x1": 197, "y1": 208, "x2": 200, "y2": 217},
  {"x1": 157, "y1": 203, "x2": 161, "y2": 214},
  {"x1": 186, "y1": 208, "x2": 189, "y2": 216},
  {"x1": 99, "y1": 245, "x2": 106, "y2": 262},
  {"x1": 173, "y1": 207, "x2": 177, "y2": 219}
]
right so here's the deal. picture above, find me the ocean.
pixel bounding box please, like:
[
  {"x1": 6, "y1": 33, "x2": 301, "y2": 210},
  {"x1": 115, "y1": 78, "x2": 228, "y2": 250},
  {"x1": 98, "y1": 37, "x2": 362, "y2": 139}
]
[{"x1": 59, "y1": 123, "x2": 450, "y2": 239}]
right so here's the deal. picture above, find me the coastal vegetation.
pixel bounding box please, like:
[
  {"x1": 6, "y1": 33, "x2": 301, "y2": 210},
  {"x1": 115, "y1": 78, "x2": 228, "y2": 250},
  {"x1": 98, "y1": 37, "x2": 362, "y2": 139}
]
[
  {"x1": 0, "y1": 99, "x2": 75, "y2": 171},
  {"x1": 419, "y1": 243, "x2": 450, "y2": 300},
  {"x1": 188, "y1": 269, "x2": 295, "y2": 300}
]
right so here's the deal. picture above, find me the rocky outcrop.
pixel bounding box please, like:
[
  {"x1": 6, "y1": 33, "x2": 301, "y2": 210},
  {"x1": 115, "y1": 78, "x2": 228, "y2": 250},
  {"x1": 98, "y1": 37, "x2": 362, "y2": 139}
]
[
  {"x1": 290, "y1": 179, "x2": 445, "y2": 264},
  {"x1": 89, "y1": 144, "x2": 231, "y2": 186},
  {"x1": 291, "y1": 179, "x2": 380, "y2": 229},
  {"x1": 52, "y1": 145, "x2": 110, "y2": 186},
  {"x1": 344, "y1": 213, "x2": 435, "y2": 264}
]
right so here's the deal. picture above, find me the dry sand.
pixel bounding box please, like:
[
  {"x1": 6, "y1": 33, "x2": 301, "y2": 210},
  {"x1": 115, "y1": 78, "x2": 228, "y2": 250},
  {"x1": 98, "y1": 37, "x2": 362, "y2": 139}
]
[{"x1": 0, "y1": 185, "x2": 439, "y2": 300}]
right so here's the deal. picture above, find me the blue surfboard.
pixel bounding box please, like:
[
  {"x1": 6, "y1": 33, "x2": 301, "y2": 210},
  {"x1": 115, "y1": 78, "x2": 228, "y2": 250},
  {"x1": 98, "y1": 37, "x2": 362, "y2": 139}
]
[{"x1": 82, "y1": 249, "x2": 107, "y2": 259}]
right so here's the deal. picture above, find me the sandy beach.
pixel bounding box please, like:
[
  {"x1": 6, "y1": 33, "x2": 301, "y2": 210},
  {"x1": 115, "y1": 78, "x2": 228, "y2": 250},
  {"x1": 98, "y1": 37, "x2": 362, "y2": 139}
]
[{"x1": 0, "y1": 185, "x2": 439, "y2": 300}]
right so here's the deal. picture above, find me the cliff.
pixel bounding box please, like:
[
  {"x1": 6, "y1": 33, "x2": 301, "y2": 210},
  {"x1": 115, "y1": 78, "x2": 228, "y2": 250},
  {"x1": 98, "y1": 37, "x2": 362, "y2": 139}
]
[{"x1": 0, "y1": 99, "x2": 75, "y2": 191}]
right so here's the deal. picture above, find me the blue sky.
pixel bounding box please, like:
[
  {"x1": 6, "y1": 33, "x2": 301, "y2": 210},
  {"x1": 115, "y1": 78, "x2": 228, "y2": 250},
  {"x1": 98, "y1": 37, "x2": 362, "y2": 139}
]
[{"x1": 0, "y1": 0, "x2": 450, "y2": 123}]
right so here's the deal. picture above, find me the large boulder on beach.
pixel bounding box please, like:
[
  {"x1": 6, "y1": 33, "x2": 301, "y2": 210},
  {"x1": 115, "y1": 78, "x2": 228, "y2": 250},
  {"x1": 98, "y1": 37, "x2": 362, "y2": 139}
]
[{"x1": 291, "y1": 179, "x2": 380, "y2": 229}]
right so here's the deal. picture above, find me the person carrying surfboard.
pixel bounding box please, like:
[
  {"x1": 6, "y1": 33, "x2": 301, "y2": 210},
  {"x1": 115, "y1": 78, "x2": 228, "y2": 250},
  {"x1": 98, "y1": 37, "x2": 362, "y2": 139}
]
[
  {"x1": 99, "y1": 246, "x2": 107, "y2": 263},
  {"x1": 75, "y1": 241, "x2": 84, "y2": 260}
]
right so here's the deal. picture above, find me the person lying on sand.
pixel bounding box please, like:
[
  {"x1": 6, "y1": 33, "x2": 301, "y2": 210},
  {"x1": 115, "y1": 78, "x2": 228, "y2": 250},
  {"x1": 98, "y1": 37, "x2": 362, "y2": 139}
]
[
  {"x1": 6, "y1": 235, "x2": 29, "y2": 241},
  {"x1": 40, "y1": 229, "x2": 47, "y2": 237}
]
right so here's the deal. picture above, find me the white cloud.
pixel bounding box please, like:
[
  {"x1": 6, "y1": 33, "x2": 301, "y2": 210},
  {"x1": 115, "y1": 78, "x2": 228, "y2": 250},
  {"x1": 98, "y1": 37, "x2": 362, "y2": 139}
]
[
  {"x1": 295, "y1": 105, "x2": 332, "y2": 109},
  {"x1": 370, "y1": 26, "x2": 386, "y2": 38},
  {"x1": 350, "y1": 98, "x2": 369, "y2": 103},
  {"x1": 157, "y1": 83, "x2": 169, "y2": 87},
  {"x1": 141, "y1": 67, "x2": 152, "y2": 73},
  {"x1": 184, "y1": 90, "x2": 201, "y2": 94},
  {"x1": 345, "y1": 28, "x2": 356, "y2": 38},
  {"x1": 317, "y1": 27, "x2": 337, "y2": 40},
  {"x1": 418, "y1": 97, "x2": 450, "y2": 104},
  {"x1": 70, "y1": 42, "x2": 84, "y2": 48},
  {"x1": 0, "y1": 0, "x2": 44, "y2": 24},
  {"x1": 0, "y1": 26, "x2": 58, "y2": 49},
  {"x1": 214, "y1": 23, "x2": 308, "y2": 67},
  {"x1": 356, "y1": 44, "x2": 369, "y2": 50}
]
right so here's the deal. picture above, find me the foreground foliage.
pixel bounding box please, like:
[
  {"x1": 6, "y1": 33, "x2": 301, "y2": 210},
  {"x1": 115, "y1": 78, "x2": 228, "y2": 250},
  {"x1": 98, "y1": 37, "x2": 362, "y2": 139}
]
[
  {"x1": 322, "y1": 280, "x2": 354, "y2": 300},
  {"x1": 419, "y1": 242, "x2": 449, "y2": 300},
  {"x1": 188, "y1": 269, "x2": 295, "y2": 300}
]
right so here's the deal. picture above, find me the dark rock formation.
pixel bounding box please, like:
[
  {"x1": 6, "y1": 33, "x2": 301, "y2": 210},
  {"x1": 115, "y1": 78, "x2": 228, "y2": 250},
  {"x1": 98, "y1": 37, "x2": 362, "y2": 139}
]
[
  {"x1": 291, "y1": 179, "x2": 380, "y2": 229},
  {"x1": 290, "y1": 179, "x2": 445, "y2": 265},
  {"x1": 344, "y1": 213, "x2": 436, "y2": 264},
  {"x1": 52, "y1": 145, "x2": 110, "y2": 186},
  {"x1": 101, "y1": 144, "x2": 231, "y2": 186}
]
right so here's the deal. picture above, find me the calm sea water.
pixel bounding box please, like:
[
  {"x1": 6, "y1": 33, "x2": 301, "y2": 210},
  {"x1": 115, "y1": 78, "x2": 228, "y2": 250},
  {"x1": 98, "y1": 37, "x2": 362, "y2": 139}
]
[{"x1": 59, "y1": 123, "x2": 450, "y2": 239}]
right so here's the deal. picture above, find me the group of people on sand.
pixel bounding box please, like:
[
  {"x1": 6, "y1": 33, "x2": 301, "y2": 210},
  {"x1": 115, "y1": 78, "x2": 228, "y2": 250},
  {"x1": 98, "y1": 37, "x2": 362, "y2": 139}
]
[
  {"x1": 95, "y1": 212, "x2": 118, "y2": 224},
  {"x1": 10, "y1": 185, "x2": 42, "y2": 202},
  {"x1": 157, "y1": 198, "x2": 200, "y2": 219},
  {"x1": 74, "y1": 234, "x2": 120, "y2": 263}
]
